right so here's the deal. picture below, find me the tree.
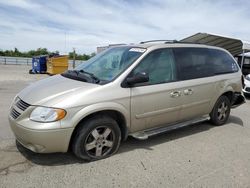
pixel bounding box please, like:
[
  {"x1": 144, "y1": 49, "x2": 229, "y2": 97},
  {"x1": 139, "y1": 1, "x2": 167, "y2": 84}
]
[
  {"x1": 69, "y1": 52, "x2": 74, "y2": 59},
  {"x1": 0, "y1": 50, "x2": 4, "y2": 56},
  {"x1": 14, "y1": 47, "x2": 20, "y2": 56},
  {"x1": 0, "y1": 47, "x2": 96, "y2": 60},
  {"x1": 90, "y1": 52, "x2": 96, "y2": 57}
]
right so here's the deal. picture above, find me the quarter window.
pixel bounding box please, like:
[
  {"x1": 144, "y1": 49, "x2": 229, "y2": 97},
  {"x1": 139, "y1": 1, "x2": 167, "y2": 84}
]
[{"x1": 208, "y1": 49, "x2": 239, "y2": 74}]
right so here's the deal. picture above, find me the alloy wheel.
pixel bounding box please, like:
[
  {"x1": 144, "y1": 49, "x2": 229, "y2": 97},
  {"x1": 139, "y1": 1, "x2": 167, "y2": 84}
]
[
  {"x1": 217, "y1": 101, "x2": 229, "y2": 121},
  {"x1": 84, "y1": 126, "x2": 115, "y2": 158}
]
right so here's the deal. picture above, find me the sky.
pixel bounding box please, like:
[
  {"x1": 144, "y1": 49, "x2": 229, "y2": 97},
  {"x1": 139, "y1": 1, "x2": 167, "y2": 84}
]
[{"x1": 0, "y1": 0, "x2": 250, "y2": 54}]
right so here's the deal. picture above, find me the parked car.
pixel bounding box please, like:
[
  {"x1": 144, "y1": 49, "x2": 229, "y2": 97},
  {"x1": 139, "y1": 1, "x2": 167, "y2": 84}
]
[
  {"x1": 243, "y1": 74, "x2": 250, "y2": 97},
  {"x1": 9, "y1": 42, "x2": 245, "y2": 161}
]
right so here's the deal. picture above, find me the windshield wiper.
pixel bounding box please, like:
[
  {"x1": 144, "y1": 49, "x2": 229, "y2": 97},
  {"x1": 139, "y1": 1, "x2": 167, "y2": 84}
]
[
  {"x1": 61, "y1": 70, "x2": 100, "y2": 84},
  {"x1": 61, "y1": 70, "x2": 88, "y2": 82},
  {"x1": 78, "y1": 70, "x2": 100, "y2": 83}
]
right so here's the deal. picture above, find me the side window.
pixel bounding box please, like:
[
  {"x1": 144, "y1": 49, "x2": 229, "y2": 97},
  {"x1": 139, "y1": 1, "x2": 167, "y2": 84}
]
[
  {"x1": 209, "y1": 49, "x2": 239, "y2": 74},
  {"x1": 173, "y1": 48, "x2": 213, "y2": 80},
  {"x1": 132, "y1": 48, "x2": 176, "y2": 85}
]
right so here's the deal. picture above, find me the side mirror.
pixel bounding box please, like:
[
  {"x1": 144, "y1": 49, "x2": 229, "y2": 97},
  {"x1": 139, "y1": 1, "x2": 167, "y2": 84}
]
[{"x1": 126, "y1": 72, "x2": 149, "y2": 86}]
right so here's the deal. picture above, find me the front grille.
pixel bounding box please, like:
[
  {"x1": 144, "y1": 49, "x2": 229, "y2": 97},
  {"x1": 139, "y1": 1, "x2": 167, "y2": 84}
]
[
  {"x1": 246, "y1": 87, "x2": 250, "y2": 92},
  {"x1": 10, "y1": 108, "x2": 21, "y2": 119},
  {"x1": 10, "y1": 98, "x2": 30, "y2": 119},
  {"x1": 16, "y1": 99, "x2": 30, "y2": 111}
]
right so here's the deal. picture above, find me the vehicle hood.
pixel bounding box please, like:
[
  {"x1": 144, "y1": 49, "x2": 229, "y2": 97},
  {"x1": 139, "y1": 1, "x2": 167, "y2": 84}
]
[{"x1": 18, "y1": 75, "x2": 99, "y2": 106}]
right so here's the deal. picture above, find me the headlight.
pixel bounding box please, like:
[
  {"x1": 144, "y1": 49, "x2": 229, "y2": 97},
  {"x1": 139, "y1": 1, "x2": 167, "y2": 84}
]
[
  {"x1": 246, "y1": 74, "x2": 250, "y2": 81},
  {"x1": 30, "y1": 107, "x2": 66, "y2": 123}
]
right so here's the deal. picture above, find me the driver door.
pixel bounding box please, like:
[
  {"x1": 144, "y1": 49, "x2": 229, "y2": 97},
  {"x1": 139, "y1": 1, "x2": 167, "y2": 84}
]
[{"x1": 129, "y1": 48, "x2": 182, "y2": 132}]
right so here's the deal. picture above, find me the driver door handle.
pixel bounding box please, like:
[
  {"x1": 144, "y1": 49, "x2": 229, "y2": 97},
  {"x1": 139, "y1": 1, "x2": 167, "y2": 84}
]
[{"x1": 170, "y1": 91, "x2": 181, "y2": 98}]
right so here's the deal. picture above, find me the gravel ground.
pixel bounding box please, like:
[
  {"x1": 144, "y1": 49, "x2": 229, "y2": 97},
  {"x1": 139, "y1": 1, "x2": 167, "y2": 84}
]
[{"x1": 0, "y1": 64, "x2": 250, "y2": 188}]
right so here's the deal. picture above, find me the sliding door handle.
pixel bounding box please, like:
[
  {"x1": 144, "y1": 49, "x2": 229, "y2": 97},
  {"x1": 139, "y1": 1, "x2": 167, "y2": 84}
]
[{"x1": 184, "y1": 89, "x2": 193, "y2": 95}]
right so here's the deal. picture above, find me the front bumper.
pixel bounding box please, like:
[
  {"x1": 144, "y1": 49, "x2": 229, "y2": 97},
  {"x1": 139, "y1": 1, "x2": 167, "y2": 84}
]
[{"x1": 9, "y1": 116, "x2": 74, "y2": 153}]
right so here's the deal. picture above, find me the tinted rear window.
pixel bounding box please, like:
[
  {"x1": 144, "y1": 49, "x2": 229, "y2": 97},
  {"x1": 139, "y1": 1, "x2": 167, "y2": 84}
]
[
  {"x1": 173, "y1": 48, "x2": 238, "y2": 80},
  {"x1": 208, "y1": 49, "x2": 239, "y2": 75},
  {"x1": 173, "y1": 48, "x2": 214, "y2": 80}
]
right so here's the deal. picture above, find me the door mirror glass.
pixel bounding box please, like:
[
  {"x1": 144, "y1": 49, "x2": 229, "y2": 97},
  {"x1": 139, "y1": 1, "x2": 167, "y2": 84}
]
[{"x1": 126, "y1": 72, "x2": 149, "y2": 86}]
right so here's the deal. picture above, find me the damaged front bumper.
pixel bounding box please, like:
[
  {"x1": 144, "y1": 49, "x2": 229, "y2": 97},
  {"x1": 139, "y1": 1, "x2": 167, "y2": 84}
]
[{"x1": 231, "y1": 92, "x2": 246, "y2": 108}]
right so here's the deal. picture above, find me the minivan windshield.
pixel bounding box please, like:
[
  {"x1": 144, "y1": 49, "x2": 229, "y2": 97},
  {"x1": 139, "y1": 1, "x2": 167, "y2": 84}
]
[{"x1": 62, "y1": 46, "x2": 146, "y2": 84}]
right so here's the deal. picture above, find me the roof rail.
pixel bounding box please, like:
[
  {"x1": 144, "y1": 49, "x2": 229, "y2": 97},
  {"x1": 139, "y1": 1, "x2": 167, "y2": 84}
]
[
  {"x1": 175, "y1": 41, "x2": 202, "y2": 45},
  {"x1": 140, "y1": 40, "x2": 178, "y2": 44}
]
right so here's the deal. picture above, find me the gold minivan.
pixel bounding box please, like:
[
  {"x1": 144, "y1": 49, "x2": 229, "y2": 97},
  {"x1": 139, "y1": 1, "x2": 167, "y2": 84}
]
[{"x1": 9, "y1": 42, "x2": 245, "y2": 161}]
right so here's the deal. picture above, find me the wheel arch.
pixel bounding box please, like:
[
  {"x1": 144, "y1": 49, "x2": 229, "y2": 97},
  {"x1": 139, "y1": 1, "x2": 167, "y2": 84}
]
[
  {"x1": 221, "y1": 90, "x2": 234, "y2": 103},
  {"x1": 209, "y1": 86, "x2": 234, "y2": 113},
  {"x1": 217, "y1": 84, "x2": 234, "y2": 103},
  {"x1": 68, "y1": 103, "x2": 129, "y2": 151}
]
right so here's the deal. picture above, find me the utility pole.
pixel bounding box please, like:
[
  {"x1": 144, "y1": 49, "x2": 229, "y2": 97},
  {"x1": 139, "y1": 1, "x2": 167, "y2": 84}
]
[
  {"x1": 73, "y1": 48, "x2": 76, "y2": 69},
  {"x1": 241, "y1": 49, "x2": 245, "y2": 71},
  {"x1": 64, "y1": 31, "x2": 67, "y2": 55}
]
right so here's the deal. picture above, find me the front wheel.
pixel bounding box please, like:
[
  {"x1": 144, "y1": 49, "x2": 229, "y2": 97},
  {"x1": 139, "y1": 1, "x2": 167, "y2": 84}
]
[
  {"x1": 72, "y1": 116, "x2": 121, "y2": 161},
  {"x1": 210, "y1": 95, "x2": 231, "y2": 126}
]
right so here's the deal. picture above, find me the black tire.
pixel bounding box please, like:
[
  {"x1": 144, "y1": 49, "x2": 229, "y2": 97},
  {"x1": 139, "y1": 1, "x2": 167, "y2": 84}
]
[
  {"x1": 72, "y1": 115, "x2": 121, "y2": 161},
  {"x1": 210, "y1": 95, "x2": 231, "y2": 126}
]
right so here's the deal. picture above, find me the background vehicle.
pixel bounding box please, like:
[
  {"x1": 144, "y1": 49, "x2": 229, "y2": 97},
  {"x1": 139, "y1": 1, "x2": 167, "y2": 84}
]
[
  {"x1": 9, "y1": 42, "x2": 245, "y2": 161},
  {"x1": 243, "y1": 74, "x2": 250, "y2": 97},
  {"x1": 236, "y1": 56, "x2": 250, "y2": 97}
]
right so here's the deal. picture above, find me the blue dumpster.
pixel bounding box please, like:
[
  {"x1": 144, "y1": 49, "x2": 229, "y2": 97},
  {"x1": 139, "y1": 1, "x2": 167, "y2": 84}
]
[{"x1": 30, "y1": 55, "x2": 47, "y2": 74}]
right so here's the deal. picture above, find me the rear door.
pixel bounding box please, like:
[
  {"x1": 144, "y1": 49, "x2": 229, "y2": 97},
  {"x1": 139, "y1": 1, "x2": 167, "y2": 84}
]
[{"x1": 173, "y1": 47, "x2": 216, "y2": 121}]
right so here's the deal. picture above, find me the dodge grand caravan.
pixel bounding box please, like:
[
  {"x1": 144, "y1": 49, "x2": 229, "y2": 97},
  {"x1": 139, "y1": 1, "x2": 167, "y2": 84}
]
[{"x1": 9, "y1": 41, "x2": 245, "y2": 161}]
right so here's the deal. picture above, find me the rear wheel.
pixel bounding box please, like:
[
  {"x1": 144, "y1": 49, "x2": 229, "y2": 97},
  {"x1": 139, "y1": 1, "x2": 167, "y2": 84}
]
[
  {"x1": 72, "y1": 116, "x2": 121, "y2": 161},
  {"x1": 210, "y1": 95, "x2": 231, "y2": 126}
]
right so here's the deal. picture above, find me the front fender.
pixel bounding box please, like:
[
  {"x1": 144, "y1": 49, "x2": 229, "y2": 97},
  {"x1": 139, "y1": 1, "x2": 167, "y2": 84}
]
[{"x1": 67, "y1": 102, "x2": 130, "y2": 129}]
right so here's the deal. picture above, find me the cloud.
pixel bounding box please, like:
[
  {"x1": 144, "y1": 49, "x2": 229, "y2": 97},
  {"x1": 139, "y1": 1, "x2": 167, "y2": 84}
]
[
  {"x1": 0, "y1": 0, "x2": 41, "y2": 9},
  {"x1": 0, "y1": 0, "x2": 250, "y2": 54}
]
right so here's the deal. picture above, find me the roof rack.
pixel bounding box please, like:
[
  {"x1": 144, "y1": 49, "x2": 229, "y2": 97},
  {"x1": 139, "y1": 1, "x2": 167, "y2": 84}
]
[
  {"x1": 140, "y1": 40, "x2": 178, "y2": 44},
  {"x1": 139, "y1": 40, "x2": 204, "y2": 45}
]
